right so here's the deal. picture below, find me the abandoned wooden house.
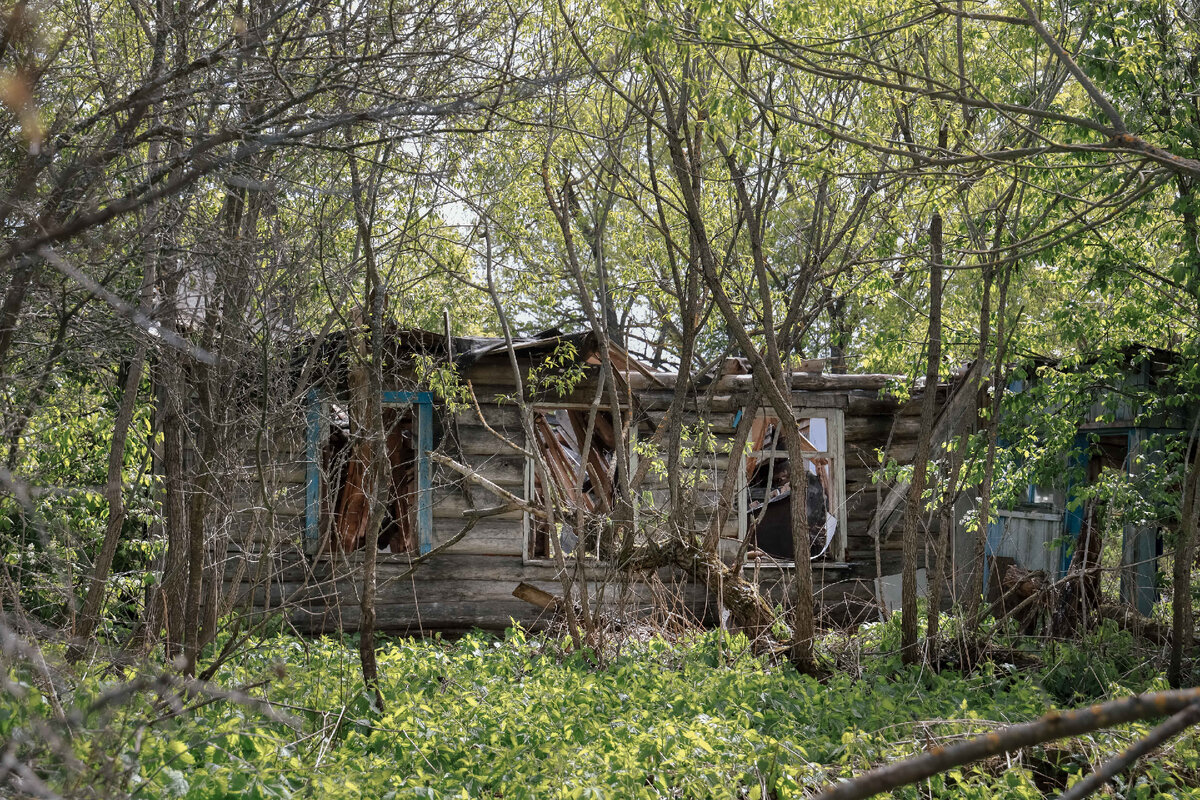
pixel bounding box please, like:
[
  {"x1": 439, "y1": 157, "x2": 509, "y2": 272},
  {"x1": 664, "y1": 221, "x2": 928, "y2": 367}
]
[
  {"x1": 970, "y1": 348, "x2": 1197, "y2": 616},
  {"x1": 224, "y1": 327, "x2": 970, "y2": 635}
]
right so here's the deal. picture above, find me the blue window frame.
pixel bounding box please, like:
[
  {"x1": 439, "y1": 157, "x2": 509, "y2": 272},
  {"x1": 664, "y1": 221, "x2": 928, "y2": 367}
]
[{"x1": 305, "y1": 390, "x2": 434, "y2": 555}]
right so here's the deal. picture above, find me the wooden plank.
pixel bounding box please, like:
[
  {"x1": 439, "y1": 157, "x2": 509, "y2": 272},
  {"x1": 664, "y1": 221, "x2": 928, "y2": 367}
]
[
  {"x1": 455, "y1": 424, "x2": 528, "y2": 455},
  {"x1": 277, "y1": 573, "x2": 715, "y2": 610},
  {"x1": 513, "y1": 582, "x2": 558, "y2": 610},
  {"x1": 431, "y1": 493, "x2": 523, "y2": 521},
  {"x1": 455, "y1": 454, "x2": 527, "y2": 488},
  {"x1": 431, "y1": 516, "x2": 524, "y2": 555},
  {"x1": 293, "y1": 600, "x2": 550, "y2": 633},
  {"x1": 273, "y1": 552, "x2": 688, "y2": 586},
  {"x1": 843, "y1": 415, "x2": 922, "y2": 443},
  {"x1": 454, "y1": 403, "x2": 525, "y2": 429}
]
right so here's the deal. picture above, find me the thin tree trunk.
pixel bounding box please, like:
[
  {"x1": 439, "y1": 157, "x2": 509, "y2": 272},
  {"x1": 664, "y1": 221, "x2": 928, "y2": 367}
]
[
  {"x1": 348, "y1": 150, "x2": 391, "y2": 711},
  {"x1": 181, "y1": 408, "x2": 216, "y2": 676},
  {"x1": 353, "y1": 341, "x2": 388, "y2": 711},
  {"x1": 928, "y1": 419, "x2": 970, "y2": 643},
  {"x1": 67, "y1": 344, "x2": 149, "y2": 662},
  {"x1": 154, "y1": 377, "x2": 189, "y2": 657},
  {"x1": 1169, "y1": 449, "x2": 1198, "y2": 687},
  {"x1": 968, "y1": 267, "x2": 1013, "y2": 632},
  {"x1": 149, "y1": 264, "x2": 190, "y2": 660},
  {"x1": 479, "y1": 222, "x2": 587, "y2": 650},
  {"x1": 900, "y1": 208, "x2": 943, "y2": 664},
  {"x1": 962, "y1": 263, "x2": 994, "y2": 624},
  {"x1": 1170, "y1": 180, "x2": 1200, "y2": 687},
  {"x1": 0, "y1": 258, "x2": 34, "y2": 378},
  {"x1": 829, "y1": 298, "x2": 849, "y2": 374}
]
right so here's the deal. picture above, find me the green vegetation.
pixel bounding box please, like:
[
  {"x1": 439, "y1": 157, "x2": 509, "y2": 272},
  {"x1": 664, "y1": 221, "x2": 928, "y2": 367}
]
[{"x1": 6, "y1": 624, "x2": 1196, "y2": 800}]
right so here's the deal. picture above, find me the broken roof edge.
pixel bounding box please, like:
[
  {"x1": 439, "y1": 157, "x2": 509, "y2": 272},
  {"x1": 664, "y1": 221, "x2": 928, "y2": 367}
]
[
  {"x1": 296, "y1": 325, "x2": 662, "y2": 396},
  {"x1": 297, "y1": 322, "x2": 975, "y2": 401}
]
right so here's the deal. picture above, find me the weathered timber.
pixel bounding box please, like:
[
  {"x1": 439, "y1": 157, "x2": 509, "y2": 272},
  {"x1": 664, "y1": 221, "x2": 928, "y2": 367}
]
[{"x1": 513, "y1": 582, "x2": 559, "y2": 610}]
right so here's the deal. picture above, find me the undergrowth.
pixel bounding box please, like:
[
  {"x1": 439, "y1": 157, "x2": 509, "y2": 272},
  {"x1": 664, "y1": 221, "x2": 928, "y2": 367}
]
[{"x1": 4, "y1": 617, "x2": 1198, "y2": 799}]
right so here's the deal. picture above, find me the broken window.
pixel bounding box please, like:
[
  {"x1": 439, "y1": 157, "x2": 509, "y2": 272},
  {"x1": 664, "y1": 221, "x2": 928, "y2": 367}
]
[
  {"x1": 305, "y1": 391, "x2": 433, "y2": 555},
  {"x1": 523, "y1": 408, "x2": 623, "y2": 561},
  {"x1": 740, "y1": 410, "x2": 845, "y2": 562}
]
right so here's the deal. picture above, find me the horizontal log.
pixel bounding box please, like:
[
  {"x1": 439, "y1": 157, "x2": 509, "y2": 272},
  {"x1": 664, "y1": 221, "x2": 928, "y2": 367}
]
[
  {"x1": 453, "y1": 423, "x2": 528, "y2": 455},
  {"x1": 276, "y1": 575, "x2": 714, "y2": 612},
  {"x1": 844, "y1": 415, "x2": 923, "y2": 444},
  {"x1": 847, "y1": 441, "x2": 917, "y2": 466},
  {"x1": 431, "y1": 492, "x2": 523, "y2": 521},
  {"x1": 293, "y1": 600, "x2": 550, "y2": 633},
  {"x1": 272, "y1": 552, "x2": 694, "y2": 587},
  {"x1": 845, "y1": 392, "x2": 909, "y2": 415},
  {"x1": 432, "y1": 517, "x2": 524, "y2": 556}
]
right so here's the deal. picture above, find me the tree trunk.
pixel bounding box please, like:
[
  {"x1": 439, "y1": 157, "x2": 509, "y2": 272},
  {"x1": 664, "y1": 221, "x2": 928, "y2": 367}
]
[
  {"x1": 352, "y1": 345, "x2": 388, "y2": 711},
  {"x1": 928, "y1": 419, "x2": 970, "y2": 643},
  {"x1": 149, "y1": 265, "x2": 190, "y2": 660},
  {"x1": 900, "y1": 209, "x2": 943, "y2": 664},
  {"x1": 829, "y1": 298, "x2": 849, "y2": 374},
  {"x1": 968, "y1": 267, "x2": 1013, "y2": 631},
  {"x1": 1170, "y1": 180, "x2": 1200, "y2": 687},
  {"x1": 962, "y1": 263, "x2": 994, "y2": 624},
  {"x1": 67, "y1": 345, "x2": 148, "y2": 662},
  {"x1": 347, "y1": 150, "x2": 390, "y2": 711}
]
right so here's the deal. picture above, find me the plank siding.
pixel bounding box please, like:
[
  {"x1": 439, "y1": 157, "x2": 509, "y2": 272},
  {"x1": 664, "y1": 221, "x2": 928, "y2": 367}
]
[{"x1": 222, "y1": 356, "x2": 959, "y2": 634}]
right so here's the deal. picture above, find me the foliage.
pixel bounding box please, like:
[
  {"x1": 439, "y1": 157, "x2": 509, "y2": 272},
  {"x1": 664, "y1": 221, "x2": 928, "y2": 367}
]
[
  {"x1": 0, "y1": 369, "x2": 158, "y2": 626},
  {"x1": 1039, "y1": 620, "x2": 1165, "y2": 706},
  {"x1": 5, "y1": 628, "x2": 1199, "y2": 799},
  {"x1": 524, "y1": 342, "x2": 588, "y2": 400}
]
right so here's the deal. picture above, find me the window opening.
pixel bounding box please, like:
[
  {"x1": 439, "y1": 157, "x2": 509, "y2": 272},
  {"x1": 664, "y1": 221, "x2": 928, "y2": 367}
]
[
  {"x1": 525, "y1": 408, "x2": 620, "y2": 561},
  {"x1": 306, "y1": 391, "x2": 433, "y2": 555},
  {"x1": 742, "y1": 411, "x2": 844, "y2": 562}
]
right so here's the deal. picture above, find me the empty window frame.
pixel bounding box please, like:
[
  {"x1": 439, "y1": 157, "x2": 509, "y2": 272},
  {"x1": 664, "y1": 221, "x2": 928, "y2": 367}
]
[
  {"x1": 523, "y1": 407, "x2": 625, "y2": 562},
  {"x1": 738, "y1": 409, "x2": 846, "y2": 562},
  {"x1": 305, "y1": 390, "x2": 433, "y2": 555}
]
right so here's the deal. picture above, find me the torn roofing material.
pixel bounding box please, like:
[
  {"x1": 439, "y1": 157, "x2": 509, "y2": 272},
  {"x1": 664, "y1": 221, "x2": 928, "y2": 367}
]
[{"x1": 297, "y1": 325, "x2": 662, "y2": 395}]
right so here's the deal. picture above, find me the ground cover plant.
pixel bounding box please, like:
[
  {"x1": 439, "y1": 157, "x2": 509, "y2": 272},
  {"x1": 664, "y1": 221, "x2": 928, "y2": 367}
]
[{"x1": 4, "y1": 620, "x2": 1197, "y2": 800}]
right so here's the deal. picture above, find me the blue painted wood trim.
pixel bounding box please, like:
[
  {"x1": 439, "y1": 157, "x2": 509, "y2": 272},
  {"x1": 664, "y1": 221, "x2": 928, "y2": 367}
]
[
  {"x1": 305, "y1": 389, "x2": 321, "y2": 554},
  {"x1": 417, "y1": 398, "x2": 433, "y2": 555},
  {"x1": 306, "y1": 390, "x2": 434, "y2": 556}
]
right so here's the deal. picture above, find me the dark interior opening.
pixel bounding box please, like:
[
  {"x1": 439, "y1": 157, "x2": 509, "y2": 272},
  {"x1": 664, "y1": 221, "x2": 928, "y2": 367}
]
[
  {"x1": 745, "y1": 416, "x2": 836, "y2": 560},
  {"x1": 323, "y1": 406, "x2": 417, "y2": 554}
]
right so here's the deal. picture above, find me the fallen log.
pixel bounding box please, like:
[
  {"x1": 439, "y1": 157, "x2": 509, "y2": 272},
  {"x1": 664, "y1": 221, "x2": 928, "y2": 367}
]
[
  {"x1": 814, "y1": 688, "x2": 1200, "y2": 800},
  {"x1": 1099, "y1": 603, "x2": 1200, "y2": 648}
]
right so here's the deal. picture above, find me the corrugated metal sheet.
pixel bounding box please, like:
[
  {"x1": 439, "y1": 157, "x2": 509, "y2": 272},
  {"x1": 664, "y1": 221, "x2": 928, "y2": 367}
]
[{"x1": 988, "y1": 510, "x2": 1062, "y2": 577}]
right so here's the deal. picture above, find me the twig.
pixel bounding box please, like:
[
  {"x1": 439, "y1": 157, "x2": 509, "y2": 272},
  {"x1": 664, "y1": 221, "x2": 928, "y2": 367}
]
[{"x1": 430, "y1": 452, "x2": 548, "y2": 519}]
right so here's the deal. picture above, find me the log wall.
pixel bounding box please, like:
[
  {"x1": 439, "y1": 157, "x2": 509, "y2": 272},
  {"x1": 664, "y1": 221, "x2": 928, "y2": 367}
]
[{"x1": 219, "y1": 361, "x2": 953, "y2": 634}]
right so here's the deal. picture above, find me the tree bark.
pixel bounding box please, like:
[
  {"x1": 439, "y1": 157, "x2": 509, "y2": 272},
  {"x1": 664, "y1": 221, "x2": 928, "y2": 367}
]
[
  {"x1": 1171, "y1": 179, "x2": 1200, "y2": 688},
  {"x1": 814, "y1": 688, "x2": 1200, "y2": 800},
  {"x1": 148, "y1": 263, "x2": 190, "y2": 660},
  {"x1": 67, "y1": 344, "x2": 148, "y2": 662},
  {"x1": 900, "y1": 208, "x2": 943, "y2": 664},
  {"x1": 967, "y1": 265, "x2": 1012, "y2": 630},
  {"x1": 348, "y1": 149, "x2": 391, "y2": 711}
]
